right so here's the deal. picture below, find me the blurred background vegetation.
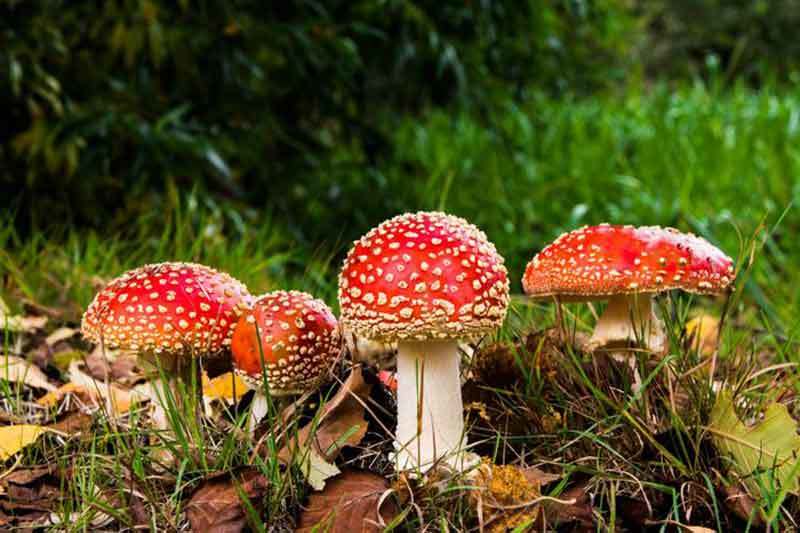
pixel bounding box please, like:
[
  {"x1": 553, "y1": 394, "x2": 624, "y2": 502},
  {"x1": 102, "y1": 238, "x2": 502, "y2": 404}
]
[{"x1": 2, "y1": 0, "x2": 799, "y2": 330}]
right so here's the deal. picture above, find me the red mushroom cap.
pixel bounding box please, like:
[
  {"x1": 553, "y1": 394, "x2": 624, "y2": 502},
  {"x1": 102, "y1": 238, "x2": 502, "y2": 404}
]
[
  {"x1": 231, "y1": 291, "x2": 340, "y2": 393},
  {"x1": 81, "y1": 262, "x2": 253, "y2": 356},
  {"x1": 338, "y1": 211, "x2": 510, "y2": 341},
  {"x1": 523, "y1": 224, "x2": 735, "y2": 299}
]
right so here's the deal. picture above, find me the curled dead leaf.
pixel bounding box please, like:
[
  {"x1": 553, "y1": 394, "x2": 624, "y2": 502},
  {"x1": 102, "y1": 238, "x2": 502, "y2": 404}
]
[
  {"x1": 66, "y1": 360, "x2": 147, "y2": 416},
  {"x1": 0, "y1": 355, "x2": 56, "y2": 391},
  {"x1": 277, "y1": 367, "x2": 372, "y2": 490},
  {"x1": 297, "y1": 469, "x2": 397, "y2": 533},
  {"x1": 185, "y1": 468, "x2": 269, "y2": 533}
]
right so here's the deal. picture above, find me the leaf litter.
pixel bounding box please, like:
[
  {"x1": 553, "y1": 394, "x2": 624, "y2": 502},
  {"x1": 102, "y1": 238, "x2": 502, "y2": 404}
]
[{"x1": 2, "y1": 285, "x2": 800, "y2": 530}]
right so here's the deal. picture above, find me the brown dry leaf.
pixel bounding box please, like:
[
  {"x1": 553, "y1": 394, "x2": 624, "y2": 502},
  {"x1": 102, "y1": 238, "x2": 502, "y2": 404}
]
[
  {"x1": 296, "y1": 469, "x2": 397, "y2": 533},
  {"x1": 722, "y1": 482, "x2": 763, "y2": 526},
  {"x1": 0, "y1": 425, "x2": 50, "y2": 461},
  {"x1": 685, "y1": 315, "x2": 720, "y2": 356},
  {"x1": 185, "y1": 468, "x2": 270, "y2": 533},
  {"x1": 202, "y1": 371, "x2": 250, "y2": 402},
  {"x1": 110, "y1": 353, "x2": 142, "y2": 383},
  {"x1": 0, "y1": 355, "x2": 56, "y2": 391},
  {"x1": 49, "y1": 411, "x2": 94, "y2": 435},
  {"x1": 542, "y1": 483, "x2": 594, "y2": 528},
  {"x1": 278, "y1": 367, "x2": 372, "y2": 490},
  {"x1": 36, "y1": 382, "x2": 92, "y2": 407},
  {"x1": 67, "y1": 360, "x2": 146, "y2": 415},
  {"x1": 522, "y1": 466, "x2": 561, "y2": 488},
  {"x1": 0, "y1": 465, "x2": 54, "y2": 486}
]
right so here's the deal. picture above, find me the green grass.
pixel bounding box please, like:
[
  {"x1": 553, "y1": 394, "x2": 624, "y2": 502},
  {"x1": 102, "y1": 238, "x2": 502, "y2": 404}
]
[{"x1": 2, "y1": 81, "x2": 800, "y2": 530}]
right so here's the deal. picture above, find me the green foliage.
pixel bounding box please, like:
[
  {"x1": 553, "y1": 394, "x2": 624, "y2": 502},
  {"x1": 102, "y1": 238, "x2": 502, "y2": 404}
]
[
  {"x1": 639, "y1": 0, "x2": 800, "y2": 83},
  {"x1": 1, "y1": 0, "x2": 637, "y2": 229}
]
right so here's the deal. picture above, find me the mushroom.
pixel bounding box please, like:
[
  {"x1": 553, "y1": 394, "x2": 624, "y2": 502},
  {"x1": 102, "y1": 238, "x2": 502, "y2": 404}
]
[
  {"x1": 338, "y1": 212, "x2": 510, "y2": 472},
  {"x1": 81, "y1": 262, "x2": 252, "y2": 430},
  {"x1": 231, "y1": 290, "x2": 341, "y2": 430},
  {"x1": 523, "y1": 224, "x2": 735, "y2": 353}
]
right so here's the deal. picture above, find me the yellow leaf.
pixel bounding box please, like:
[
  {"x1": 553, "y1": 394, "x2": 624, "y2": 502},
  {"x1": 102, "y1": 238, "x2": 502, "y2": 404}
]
[
  {"x1": 0, "y1": 425, "x2": 49, "y2": 460},
  {"x1": 0, "y1": 356, "x2": 56, "y2": 391},
  {"x1": 202, "y1": 372, "x2": 250, "y2": 401},
  {"x1": 67, "y1": 361, "x2": 145, "y2": 416},
  {"x1": 686, "y1": 315, "x2": 720, "y2": 356},
  {"x1": 36, "y1": 382, "x2": 89, "y2": 407},
  {"x1": 709, "y1": 389, "x2": 800, "y2": 497}
]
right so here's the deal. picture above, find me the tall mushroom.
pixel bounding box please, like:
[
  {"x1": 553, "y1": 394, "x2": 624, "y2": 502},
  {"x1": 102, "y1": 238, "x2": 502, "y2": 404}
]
[
  {"x1": 523, "y1": 224, "x2": 734, "y2": 353},
  {"x1": 81, "y1": 262, "x2": 252, "y2": 429},
  {"x1": 339, "y1": 212, "x2": 509, "y2": 472},
  {"x1": 231, "y1": 290, "x2": 341, "y2": 429}
]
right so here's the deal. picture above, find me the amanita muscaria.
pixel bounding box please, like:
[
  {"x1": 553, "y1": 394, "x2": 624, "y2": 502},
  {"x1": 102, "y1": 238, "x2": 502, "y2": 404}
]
[
  {"x1": 339, "y1": 211, "x2": 510, "y2": 472},
  {"x1": 231, "y1": 290, "x2": 341, "y2": 429},
  {"x1": 81, "y1": 262, "x2": 252, "y2": 427},
  {"x1": 523, "y1": 224, "x2": 735, "y2": 353}
]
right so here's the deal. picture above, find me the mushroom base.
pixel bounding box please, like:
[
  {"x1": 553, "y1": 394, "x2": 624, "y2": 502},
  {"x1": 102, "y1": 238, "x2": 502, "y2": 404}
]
[
  {"x1": 395, "y1": 340, "x2": 470, "y2": 472},
  {"x1": 589, "y1": 294, "x2": 667, "y2": 354}
]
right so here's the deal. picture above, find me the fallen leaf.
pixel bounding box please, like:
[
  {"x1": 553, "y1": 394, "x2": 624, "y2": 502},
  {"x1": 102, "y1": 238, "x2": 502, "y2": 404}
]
[
  {"x1": 686, "y1": 315, "x2": 720, "y2": 356},
  {"x1": 304, "y1": 448, "x2": 342, "y2": 491},
  {"x1": 0, "y1": 425, "x2": 50, "y2": 461},
  {"x1": 203, "y1": 372, "x2": 250, "y2": 402},
  {"x1": 0, "y1": 355, "x2": 56, "y2": 391},
  {"x1": 278, "y1": 367, "x2": 372, "y2": 490},
  {"x1": 185, "y1": 468, "x2": 270, "y2": 533},
  {"x1": 67, "y1": 360, "x2": 146, "y2": 416},
  {"x1": 0, "y1": 466, "x2": 54, "y2": 485},
  {"x1": 721, "y1": 482, "x2": 763, "y2": 526},
  {"x1": 522, "y1": 466, "x2": 561, "y2": 488},
  {"x1": 472, "y1": 463, "x2": 541, "y2": 533},
  {"x1": 49, "y1": 411, "x2": 94, "y2": 435},
  {"x1": 709, "y1": 389, "x2": 800, "y2": 496},
  {"x1": 297, "y1": 470, "x2": 397, "y2": 533},
  {"x1": 44, "y1": 327, "x2": 77, "y2": 347},
  {"x1": 0, "y1": 314, "x2": 48, "y2": 333},
  {"x1": 542, "y1": 483, "x2": 594, "y2": 528},
  {"x1": 36, "y1": 382, "x2": 91, "y2": 407}
]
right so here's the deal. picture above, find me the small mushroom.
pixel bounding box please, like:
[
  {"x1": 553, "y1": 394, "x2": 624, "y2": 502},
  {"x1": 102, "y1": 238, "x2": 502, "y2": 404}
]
[
  {"x1": 339, "y1": 211, "x2": 510, "y2": 472},
  {"x1": 231, "y1": 290, "x2": 341, "y2": 430},
  {"x1": 523, "y1": 224, "x2": 734, "y2": 353},
  {"x1": 81, "y1": 262, "x2": 253, "y2": 430}
]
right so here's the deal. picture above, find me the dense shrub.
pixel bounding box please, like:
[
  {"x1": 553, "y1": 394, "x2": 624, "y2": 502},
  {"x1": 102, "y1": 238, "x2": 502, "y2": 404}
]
[{"x1": 1, "y1": 0, "x2": 636, "y2": 231}]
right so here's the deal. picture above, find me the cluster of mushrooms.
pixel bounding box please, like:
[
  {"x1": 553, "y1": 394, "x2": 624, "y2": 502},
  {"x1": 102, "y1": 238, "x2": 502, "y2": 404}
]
[{"x1": 80, "y1": 212, "x2": 734, "y2": 475}]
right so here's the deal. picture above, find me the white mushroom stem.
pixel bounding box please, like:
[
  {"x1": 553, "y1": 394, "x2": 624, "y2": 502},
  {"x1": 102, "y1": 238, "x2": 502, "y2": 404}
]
[
  {"x1": 395, "y1": 339, "x2": 470, "y2": 472},
  {"x1": 589, "y1": 294, "x2": 667, "y2": 354}
]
